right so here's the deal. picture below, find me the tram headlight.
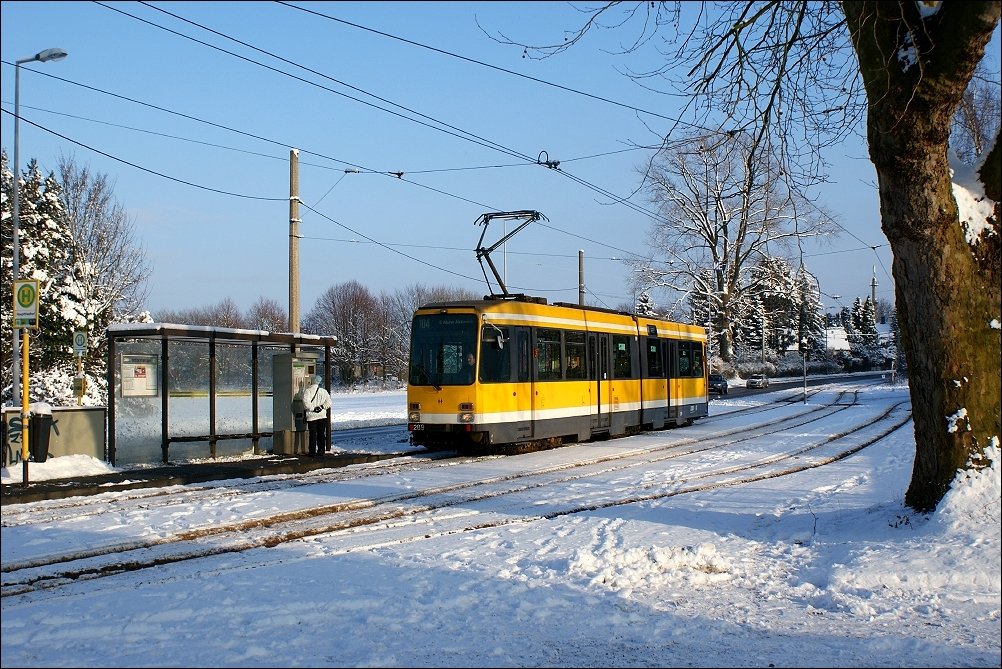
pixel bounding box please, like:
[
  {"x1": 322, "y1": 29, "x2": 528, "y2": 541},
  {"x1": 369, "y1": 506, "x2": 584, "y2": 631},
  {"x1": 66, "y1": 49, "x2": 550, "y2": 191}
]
[
  {"x1": 408, "y1": 410, "x2": 421, "y2": 422},
  {"x1": 458, "y1": 411, "x2": 474, "y2": 423}
]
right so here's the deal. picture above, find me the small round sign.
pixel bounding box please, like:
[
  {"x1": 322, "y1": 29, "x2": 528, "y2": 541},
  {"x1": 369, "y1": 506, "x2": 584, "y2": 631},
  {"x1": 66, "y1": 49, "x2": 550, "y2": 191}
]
[
  {"x1": 16, "y1": 283, "x2": 37, "y2": 308},
  {"x1": 13, "y1": 280, "x2": 40, "y2": 329}
]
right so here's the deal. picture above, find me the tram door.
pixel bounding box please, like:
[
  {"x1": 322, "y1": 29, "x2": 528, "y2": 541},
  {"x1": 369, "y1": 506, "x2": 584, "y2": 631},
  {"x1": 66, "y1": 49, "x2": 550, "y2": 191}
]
[
  {"x1": 667, "y1": 339, "x2": 681, "y2": 425},
  {"x1": 515, "y1": 327, "x2": 535, "y2": 439},
  {"x1": 588, "y1": 333, "x2": 612, "y2": 429}
]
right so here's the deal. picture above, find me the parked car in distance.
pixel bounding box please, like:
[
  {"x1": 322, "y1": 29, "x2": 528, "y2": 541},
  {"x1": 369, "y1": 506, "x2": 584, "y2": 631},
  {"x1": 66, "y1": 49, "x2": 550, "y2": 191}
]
[
  {"x1": 746, "y1": 374, "x2": 770, "y2": 389},
  {"x1": 708, "y1": 373, "x2": 728, "y2": 395}
]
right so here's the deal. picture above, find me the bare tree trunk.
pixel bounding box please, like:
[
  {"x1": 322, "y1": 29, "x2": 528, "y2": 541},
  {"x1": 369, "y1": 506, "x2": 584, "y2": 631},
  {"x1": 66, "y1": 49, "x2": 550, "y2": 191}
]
[{"x1": 845, "y1": 1, "x2": 1001, "y2": 511}]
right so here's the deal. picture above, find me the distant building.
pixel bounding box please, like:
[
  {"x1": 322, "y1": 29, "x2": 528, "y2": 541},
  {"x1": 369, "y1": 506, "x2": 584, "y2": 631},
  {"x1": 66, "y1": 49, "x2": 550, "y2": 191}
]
[
  {"x1": 823, "y1": 324, "x2": 892, "y2": 352},
  {"x1": 826, "y1": 326, "x2": 851, "y2": 352}
]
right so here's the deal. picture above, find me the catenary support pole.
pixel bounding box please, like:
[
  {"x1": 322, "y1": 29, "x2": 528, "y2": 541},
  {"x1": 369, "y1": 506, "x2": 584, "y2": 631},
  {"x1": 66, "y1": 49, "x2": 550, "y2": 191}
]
[{"x1": 289, "y1": 149, "x2": 300, "y2": 333}]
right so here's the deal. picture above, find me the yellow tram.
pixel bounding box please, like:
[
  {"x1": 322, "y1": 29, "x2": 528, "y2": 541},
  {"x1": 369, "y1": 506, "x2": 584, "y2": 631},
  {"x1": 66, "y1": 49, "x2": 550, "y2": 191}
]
[{"x1": 406, "y1": 295, "x2": 708, "y2": 452}]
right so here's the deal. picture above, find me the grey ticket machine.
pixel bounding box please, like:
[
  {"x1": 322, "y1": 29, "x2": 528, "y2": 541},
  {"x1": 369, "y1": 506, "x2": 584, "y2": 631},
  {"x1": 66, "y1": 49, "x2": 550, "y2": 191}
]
[{"x1": 272, "y1": 353, "x2": 319, "y2": 454}]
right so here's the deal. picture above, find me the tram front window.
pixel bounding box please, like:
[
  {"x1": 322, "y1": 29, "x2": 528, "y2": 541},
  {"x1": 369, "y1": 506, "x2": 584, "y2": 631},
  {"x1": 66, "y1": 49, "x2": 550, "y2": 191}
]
[{"x1": 408, "y1": 314, "x2": 478, "y2": 386}]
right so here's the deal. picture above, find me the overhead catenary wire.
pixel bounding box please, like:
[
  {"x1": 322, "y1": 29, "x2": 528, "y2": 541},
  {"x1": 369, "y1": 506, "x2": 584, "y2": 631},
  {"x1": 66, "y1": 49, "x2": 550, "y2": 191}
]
[
  {"x1": 1, "y1": 108, "x2": 286, "y2": 201},
  {"x1": 3, "y1": 88, "x2": 888, "y2": 305},
  {"x1": 15, "y1": 4, "x2": 675, "y2": 264},
  {"x1": 5, "y1": 4, "x2": 892, "y2": 305},
  {"x1": 102, "y1": 3, "x2": 670, "y2": 221},
  {"x1": 276, "y1": 0, "x2": 711, "y2": 132},
  {"x1": 50, "y1": 3, "x2": 894, "y2": 262},
  {"x1": 297, "y1": 202, "x2": 589, "y2": 297},
  {"x1": 0, "y1": 62, "x2": 368, "y2": 173},
  {"x1": 300, "y1": 234, "x2": 633, "y2": 263},
  {"x1": 4, "y1": 96, "x2": 887, "y2": 303},
  {"x1": 296, "y1": 0, "x2": 894, "y2": 288},
  {"x1": 2, "y1": 98, "x2": 663, "y2": 286},
  {"x1": 3, "y1": 105, "x2": 624, "y2": 300},
  {"x1": 117, "y1": 1, "x2": 538, "y2": 164},
  {"x1": 2, "y1": 60, "x2": 670, "y2": 269}
]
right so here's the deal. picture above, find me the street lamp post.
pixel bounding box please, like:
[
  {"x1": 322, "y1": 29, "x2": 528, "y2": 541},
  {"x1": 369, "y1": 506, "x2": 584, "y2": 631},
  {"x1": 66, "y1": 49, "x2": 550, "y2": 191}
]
[{"x1": 10, "y1": 47, "x2": 68, "y2": 407}]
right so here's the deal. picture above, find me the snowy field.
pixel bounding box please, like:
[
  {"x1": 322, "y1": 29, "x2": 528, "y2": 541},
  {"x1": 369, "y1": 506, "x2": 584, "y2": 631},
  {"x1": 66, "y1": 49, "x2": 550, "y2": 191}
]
[{"x1": 1, "y1": 381, "x2": 999, "y2": 668}]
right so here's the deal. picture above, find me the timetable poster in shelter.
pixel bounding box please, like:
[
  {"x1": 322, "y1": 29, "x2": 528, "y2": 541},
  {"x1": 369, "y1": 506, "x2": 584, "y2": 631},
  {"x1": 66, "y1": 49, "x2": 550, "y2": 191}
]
[{"x1": 121, "y1": 354, "x2": 159, "y2": 397}]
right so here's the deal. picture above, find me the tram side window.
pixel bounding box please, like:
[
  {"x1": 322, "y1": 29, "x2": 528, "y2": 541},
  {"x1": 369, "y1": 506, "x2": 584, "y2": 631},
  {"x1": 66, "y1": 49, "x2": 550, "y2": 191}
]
[
  {"x1": 691, "y1": 342, "x2": 704, "y2": 378},
  {"x1": 646, "y1": 337, "x2": 665, "y2": 378},
  {"x1": 565, "y1": 330, "x2": 586, "y2": 380},
  {"x1": 677, "y1": 340, "x2": 692, "y2": 377},
  {"x1": 479, "y1": 326, "x2": 511, "y2": 383},
  {"x1": 536, "y1": 328, "x2": 563, "y2": 381},
  {"x1": 612, "y1": 334, "x2": 633, "y2": 378}
]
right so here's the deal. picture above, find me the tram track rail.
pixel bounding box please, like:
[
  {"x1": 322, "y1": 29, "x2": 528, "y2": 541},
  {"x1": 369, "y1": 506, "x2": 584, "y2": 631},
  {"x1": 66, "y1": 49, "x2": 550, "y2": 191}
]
[
  {"x1": 0, "y1": 449, "x2": 474, "y2": 525},
  {"x1": 0, "y1": 381, "x2": 851, "y2": 523},
  {"x1": 2, "y1": 384, "x2": 911, "y2": 598},
  {"x1": 0, "y1": 384, "x2": 851, "y2": 530}
]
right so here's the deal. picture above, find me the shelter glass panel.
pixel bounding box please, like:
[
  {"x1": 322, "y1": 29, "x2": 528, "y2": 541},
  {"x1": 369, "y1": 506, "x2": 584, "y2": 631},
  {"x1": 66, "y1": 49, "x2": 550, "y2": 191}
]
[{"x1": 112, "y1": 339, "x2": 163, "y2": 465}]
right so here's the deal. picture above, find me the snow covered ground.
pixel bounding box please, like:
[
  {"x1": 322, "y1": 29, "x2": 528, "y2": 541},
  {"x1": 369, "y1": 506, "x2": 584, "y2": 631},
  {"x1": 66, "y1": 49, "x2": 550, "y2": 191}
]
[{"x1": 1, "y1": 382, "x2": 999, "y2": 668}]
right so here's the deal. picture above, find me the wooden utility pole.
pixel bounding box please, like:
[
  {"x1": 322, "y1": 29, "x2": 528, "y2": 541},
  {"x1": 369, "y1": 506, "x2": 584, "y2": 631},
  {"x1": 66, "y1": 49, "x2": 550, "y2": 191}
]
[{"x1": 289, "y1": 149, "x2": 300, "y2": 333}]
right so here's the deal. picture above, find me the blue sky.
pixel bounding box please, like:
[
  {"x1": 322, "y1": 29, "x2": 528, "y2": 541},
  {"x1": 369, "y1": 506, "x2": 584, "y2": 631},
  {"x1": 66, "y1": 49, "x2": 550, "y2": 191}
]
[{"x1": 3, "y1": 1, "x2": 995, "y2": 318}]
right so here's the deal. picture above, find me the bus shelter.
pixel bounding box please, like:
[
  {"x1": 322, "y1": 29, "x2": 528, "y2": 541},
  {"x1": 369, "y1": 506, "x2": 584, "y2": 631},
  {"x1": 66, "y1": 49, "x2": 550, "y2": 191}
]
[{"x1": 106, "y1": 323, "x2": 337, "y2": 466}]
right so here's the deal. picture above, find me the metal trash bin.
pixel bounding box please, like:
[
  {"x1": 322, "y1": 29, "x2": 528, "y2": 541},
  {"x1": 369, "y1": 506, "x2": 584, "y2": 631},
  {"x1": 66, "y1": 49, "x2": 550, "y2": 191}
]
[{"x1": 29, "y1": 402, "x2": 53, "y2": 463}]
